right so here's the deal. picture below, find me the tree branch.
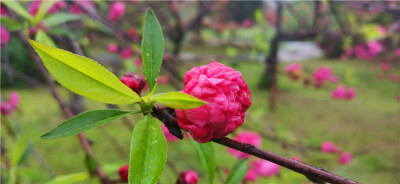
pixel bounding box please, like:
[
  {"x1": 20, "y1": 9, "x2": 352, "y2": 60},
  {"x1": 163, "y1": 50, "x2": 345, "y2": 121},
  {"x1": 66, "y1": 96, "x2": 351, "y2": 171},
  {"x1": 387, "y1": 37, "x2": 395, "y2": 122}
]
[{"x1": 151, "y1": 106, "x2": 360, "y2": 184}]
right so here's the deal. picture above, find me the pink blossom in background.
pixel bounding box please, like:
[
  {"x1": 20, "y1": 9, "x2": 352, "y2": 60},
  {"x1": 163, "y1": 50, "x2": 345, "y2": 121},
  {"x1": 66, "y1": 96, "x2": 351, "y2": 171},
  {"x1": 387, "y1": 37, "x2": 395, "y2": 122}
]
[
  {"x1": 70, "y1": 0, "x2": 94, "y2": 14},
  {"x1": 345, "y1": 87, "x2": 356, "y2": 100},
  {"x1": 179, "y1": 170, "x2": 198, "y2": 184},
  {"x1": 338, "y1": 152, "x2": 352, "y2": 165},
  {"x1": 28, "y1": 1, "x2": 41, "y2": 15},
  {"x1": 28, "y1": 0, "x2": 65, "y2": 15},
  {"x1": 0, "y1": 103, "x2": 12, "y2": 116},
  {"x1": 161, "y1": 124, "x2": 178, "y2": 142},
  {"x1": 290, "y1": 156, "x2": 301, "y2": 161},
  {"x1": 285, "y1": 63, "x2": 302, "y2": 80},
  {"x1": 388, "y1": 74, "x2": 398, "y2": 82},
  {"x1": 367, "y1": 41, "x2": 383, "y2": 56},
  {"x1": 380, "y1": 62, "x2": 391, "y2": 72},
  {"x1": 131, "y1": 0, "x2": 139, "y2": 4},
  {"x1": 157, "y1": 75, "x2": 169, "y2": 85},
  {"x1": 176, "y1": 62, "x2": 251, "y2": 143},
  {"x1": 107, "y1": 43, "x2": 119, "y2": 54},
  {"x1": 134, "y1": 59, "x2": 143, "y2": 67},
  {"x1": 8, "y1": 91, "x2": 20, "y2": 110},
  {"x1": 329, "y1": 75, "x2": 339, "y2": 83},
  {"x1": 241, "y1": 18, "x2": 253, "y2": 28},
  {"x1": 108, "y1": 2, "x2": 126, "y2": 21},
  {"x1": 243, "y1": 168, "x2": 258, "y2": 183},
  {"x1": 1, "y1": 5, "x2": 8, "y2": 17},
  {"x1": 118, "y1": 164, "x2": 129, "y2": 182},
  {"x1": 228, "y1": 131, "x2": 261, "y2": 159},
  {"x1": 120, "y1": 47, "x2": 134, "y2": 59},
  {"x1": 251, "y1": 159, "x2": 280, "y2": 178},
  {"x1": 313, "y1": 66, "x2": 331, "y2": 87},
  {"x1": 128, "y1": 27, "x2": 137, "y2": 37},
  {"x1": 354, "y1": 44, "x2": 374, "y2": 60},
  {"x1": 321, "y1": 141, "x2": 339, "y2": 153},
  {"x1": 331, "y1": 85, "x2": 346, "y2": 99},
  {"x1": 1, "y1": 26, "x2": 10, "y2": 49},
  {"x1": 48, "y1": 1, "x2": 66, "y2": 13},
  {"x1": 396, "y1": 49, "x2": 400, "y2": 58}
]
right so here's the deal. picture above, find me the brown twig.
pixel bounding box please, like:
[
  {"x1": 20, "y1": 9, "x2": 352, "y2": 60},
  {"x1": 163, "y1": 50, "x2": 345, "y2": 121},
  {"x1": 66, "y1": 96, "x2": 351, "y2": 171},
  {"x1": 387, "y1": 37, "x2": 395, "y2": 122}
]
[{"x1": 151, "y1": 106, "x2": 360, "y2": 184}]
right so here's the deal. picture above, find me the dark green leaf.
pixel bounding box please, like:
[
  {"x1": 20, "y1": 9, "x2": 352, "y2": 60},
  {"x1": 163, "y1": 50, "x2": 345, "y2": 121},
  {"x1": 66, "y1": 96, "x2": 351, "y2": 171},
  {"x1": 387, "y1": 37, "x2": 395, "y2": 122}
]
[
  {"x1": 141, "y1": 9, "x2": 164, "y2": 91},
  {"x1": 191, "y1": 137, "x2": 216, "y2": 184},
  {"x1": 41, "y1": 109, "x2": 139, "y2": 139},
  {"x1": 226, "y1": 159, "x2": 248, "y2": 184},
  {"x1": 129, "y1": 115, "x2": 167, "y2": 184}
]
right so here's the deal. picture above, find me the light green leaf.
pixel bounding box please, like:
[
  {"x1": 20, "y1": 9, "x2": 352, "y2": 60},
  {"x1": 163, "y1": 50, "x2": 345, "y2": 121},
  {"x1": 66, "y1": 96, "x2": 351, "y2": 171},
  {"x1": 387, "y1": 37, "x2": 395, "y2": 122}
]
[
  {"x1": 19, "y1": 168, "x2": 51, "y2": 182},
  {"x1": 141, "y1": 9, "x2": 164, "y2": 91},
  {"x1": 35, "y1": 30, "x2": 56, "y2": 48},
  {"x1": 191, "y1": 137, "x2": 216, "y2": 184},
  {"x1": 41, "y1": 109, "x2": 140, "y2": 139},
  {"x1": 129, "y1": 115, "x2": 167, "y2": 184},
  {"x1": 11, "y1": 135, "x2": 28, "y2": 166},
  {"x1": 226, "y1": 159, "x2": 248, "y2": 184},
  {"x1": 46, "y1": 172, "x2": 90, "y2": 184},
  {"x1": 152, "y1": 92, "x2": 206, "y2": 109},
  {"x1": 33, "y1": 1, "x2": 56, "y2": 25},
  {"x1": 2, "y1": 1, "x2": 33, "y2": 22},
  {"x1": 142, "y1": 84, "x2": 157, "y2": 102},
  {"x1": 28, "y1": 39, "x2": 141, "y2": 105},
  {"x1": 0, "y1": 17, "x2": 23, "y2": 31},
  {"x1": 43, "y1": 13, "x2": 81, "y2": 27}
]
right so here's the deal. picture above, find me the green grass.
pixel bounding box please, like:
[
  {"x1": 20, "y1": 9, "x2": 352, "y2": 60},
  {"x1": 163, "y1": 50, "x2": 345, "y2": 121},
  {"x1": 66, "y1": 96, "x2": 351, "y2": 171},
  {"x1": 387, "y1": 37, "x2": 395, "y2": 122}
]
[{"x1": 1, "y1": 58, "x2": 398, "y2": 184}]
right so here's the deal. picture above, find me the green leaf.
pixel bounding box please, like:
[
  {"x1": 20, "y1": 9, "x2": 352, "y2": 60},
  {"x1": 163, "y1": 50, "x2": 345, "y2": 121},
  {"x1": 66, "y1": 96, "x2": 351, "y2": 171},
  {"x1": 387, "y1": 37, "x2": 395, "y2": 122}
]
[
  {"x1": 33, "y1": 1, "x2": 56, "y2": 25},
  {"x1": 129, "y1": 115, "x2": 167, "y2": 184},
  {"x1": 85, "y1": 154, "x2": 97, "y2": 173},
  {"x1": 152, "y1": 92, "x2": 206, "y2": 109},
  {"x1": 142, "y1": 84, "x2": 157, "y2": 102},
  {"x1": 28, "y1": 39, "x2": 141, "y2": 105},
  {"x1": 35, "y1": 30, "x2": 56, "y2": 48},
  {"x1": 43, "y1": 13, "x2": 81, "y2": 27},
  {"x1": 2, "y1": 1, "x2": 33, "y2": 22},
  {"x1": 11, "y1": 135, "x2": 28, "y2": 166},
  {"x1": 46, "y1": 173, "x2": 90, "y2": 184},
  {"x1": 19, "y1": 168, "x2": 51, "y2": 182},
  {"x1": 0, "y1": 17, "x2": 23, "y2": 31},
  {"x1": 191, "y1": 137, "x2": 216, "y2": 184},
  {"x1": 141, "y1": 9, "x2": 164, "y2": 91},
  {"x1": 41, "y1": 109, "x2": 140, "y2": 139},
  {"x1": 226, "y1": 159, "x2": 248, "y2": 184}
]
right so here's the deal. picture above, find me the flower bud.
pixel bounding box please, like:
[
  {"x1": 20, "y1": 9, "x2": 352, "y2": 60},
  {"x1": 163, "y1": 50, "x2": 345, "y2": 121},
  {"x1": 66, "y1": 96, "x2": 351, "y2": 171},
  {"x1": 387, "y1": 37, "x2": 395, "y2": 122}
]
[
  {"x1": 285, "y1": 63, "x2": 302, "y2": 80},
  {"x1": 108, "y1": 2, "x2": 126, "y2": 21},
  {"x1": 120, "y1": 73, "x2": 145, "y2": 94},
  {"x1": 118, "y1": 164, "x2": 129, "y2": 182},
  {"x1": 176, "y1": 62, "x2": 251, "y2": 143},
  {"x1": 178, "y1": 170, "x2": 198, "y2": 184},
  {"x1": 107, "y1": 43, "x2": 119, "y2": 54}
]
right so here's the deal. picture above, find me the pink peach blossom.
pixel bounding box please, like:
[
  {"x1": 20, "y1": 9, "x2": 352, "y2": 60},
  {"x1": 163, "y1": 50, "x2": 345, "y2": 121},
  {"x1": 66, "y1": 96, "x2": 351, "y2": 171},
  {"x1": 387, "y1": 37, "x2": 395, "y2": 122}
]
[
  {"x1": 120, "y1": 47, "x2": 134, "y2": 59},
  {"x1": 285, "y1": 63, "x2": 302, "y2": 80},
  {"x1": 338, "y1": 152, "x2": 352, "y2": 165},
  {"x1": 1, "y1": 26, "x2": 9, "y2": 49},
  {"x1": 331, "y1": 85, "x2": 346, "y2": 99},
  {"x1": 388, "y1": 74, "x2": 398, "y2": 82},
  {"x1": 251, "y1": 159, "x2": 280, "y2": 178},
  {"x1": 69, "y1": 0, "x2": 94, "y2": 14},
  {"x1": 396, "y1": 49, "x2": 400, "y2": 58},
  {"x1": 321, "y1": 141, "x2": 339, "y2": 153},
  {"x1": 354, "y1": 44, "x2": 374, "y2": 60},
  {"x1": 380, "y1": 62, "x2": 391, "y2": 72},
  {"x1": 1, "y1": 5, "x2": 8, "y2": 17},
  {"x1": 241, "y1": 18, "x2": 253, "y2": 28},
  {"x1": 243, "y1": 168, "x2": 258, "y2": 183},
  {"x1": 228, "y1": 131, "x2": 261, "y2": 159},
  {"x1": 157, "y1": 75, "x2": 169, "y2": 85},
  {"x1": 345, "y1": 87, "x2": 356, "y2": 100},
  {"x1": 313, "y1": 66, "x2": 331, "y2": 87},
  {"x1": 176, "y1": 62, "x2": 251, "y2": 143},
  {"x1": 107, "y1": 43, "x2": 118, "y2": 54},
  {"x1": 134, "y1": 59, "x2": 142, "y2": 67},
  {"x1": 329, "y1": 75, "x2": 339, "y2": 83},
  {"x1": 108, "y1": 2, "x2": 126, "y2": 21}
]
